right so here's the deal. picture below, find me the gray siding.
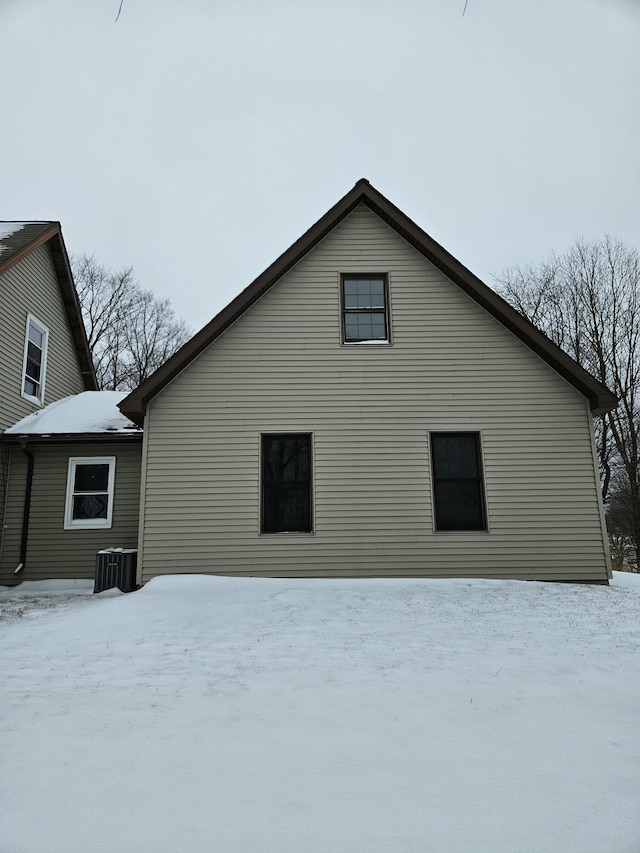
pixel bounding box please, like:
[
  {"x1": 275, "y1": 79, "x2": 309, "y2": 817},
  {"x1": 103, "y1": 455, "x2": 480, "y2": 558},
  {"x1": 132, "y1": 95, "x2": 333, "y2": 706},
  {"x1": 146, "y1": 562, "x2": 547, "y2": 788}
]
[
  {"x1": 0, "y1": 442, "x2": 141, "y2": 584},
  {"x1": 138, "y1": 205, "x2": 610, "y2": 583},
  {"x1": 0, "y1": 244, "x2": 85, "y2": 432}
]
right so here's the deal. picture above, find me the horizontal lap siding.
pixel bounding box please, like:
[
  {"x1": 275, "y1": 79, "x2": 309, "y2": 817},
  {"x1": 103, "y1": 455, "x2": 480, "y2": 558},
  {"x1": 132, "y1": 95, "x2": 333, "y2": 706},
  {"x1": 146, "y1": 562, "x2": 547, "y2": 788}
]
[
  {"x1": 0, "y1": 245, "x2": 85, "y2": 431},
  {"x1": 140, "y1": 205, "x2": 609, "y2": 582},
  {"x1": 0, "y1": 245, "x2": 87, "y2": 558},
  {"x1": 0, "y1": 443, "x2": 142, "y2": 583}
]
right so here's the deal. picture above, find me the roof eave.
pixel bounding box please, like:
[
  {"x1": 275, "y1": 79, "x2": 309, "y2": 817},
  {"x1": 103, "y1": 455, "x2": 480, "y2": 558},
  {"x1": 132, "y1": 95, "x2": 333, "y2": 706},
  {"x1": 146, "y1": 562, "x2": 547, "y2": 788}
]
[
  {"x1": 355, "y1": 188, "x2": 618, "y2": 415},
  {"x1": 118, "y1": 182, "x2": 368, "y2": 425},
  {"x1": 1, "y1": 431, "x2": 143, "y2": 445},
  {"x1": 47, "y1": 230, "x2": 98, "y2": 391},
  {"x1": 118, "y1": 179, "x2": 618, "y2": 423}
]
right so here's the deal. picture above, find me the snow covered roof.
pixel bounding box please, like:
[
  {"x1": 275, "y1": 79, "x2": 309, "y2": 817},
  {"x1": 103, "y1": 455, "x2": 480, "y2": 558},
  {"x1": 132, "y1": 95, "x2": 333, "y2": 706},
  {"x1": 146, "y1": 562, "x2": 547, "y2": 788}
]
[
  {"x1": 0, "y1": 221, "x2": 55, "y2": 260},
  {"x1": 5, "y1": 392, "x2": 142, "y2": 437},
  {"x1": 0, "y1": 222, "x2": 32, "y2": 244}
]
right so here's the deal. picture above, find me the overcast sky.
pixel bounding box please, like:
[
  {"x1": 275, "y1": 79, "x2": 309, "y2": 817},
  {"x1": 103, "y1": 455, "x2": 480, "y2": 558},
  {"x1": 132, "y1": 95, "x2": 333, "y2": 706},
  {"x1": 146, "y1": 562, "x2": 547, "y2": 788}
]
[{"x1": 2, "y1": 0, "x2": 639, "y2": 332}]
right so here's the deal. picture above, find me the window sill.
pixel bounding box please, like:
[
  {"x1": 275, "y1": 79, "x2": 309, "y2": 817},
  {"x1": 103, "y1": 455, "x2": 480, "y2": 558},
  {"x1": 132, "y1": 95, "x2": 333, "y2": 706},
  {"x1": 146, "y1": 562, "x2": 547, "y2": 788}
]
[
  {"x1": 64, "y1": 520, "x2": 113, "y2": 531},
  {"x1": 21, "y1": 392, "x2": 43, "y2": 407},
  {"x1": 342, "y1": 339, "x2": 391, "y2": 346},
  {"x1": 433, "y1": 528, "x2": 490, "y2": 534},
  {"x1": 260, "y1": 530, "x2": 315, "y2": 536}
]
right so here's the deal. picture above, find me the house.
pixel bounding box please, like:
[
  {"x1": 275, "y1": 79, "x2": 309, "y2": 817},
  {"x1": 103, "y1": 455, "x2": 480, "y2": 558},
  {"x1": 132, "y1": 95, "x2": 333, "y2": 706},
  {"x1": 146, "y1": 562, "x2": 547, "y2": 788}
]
[
  {"x1": 119, "y1": 180, "x2": 617, "y2": 585},
  {"x1": 0, "y1": 222, "x2": 96, "y2": 428},
  {"x1": 0, "y1": 392, "x2": 142, "y2": 583},
  {"x1": 0, "y1": 224, "x2": 141, "y2": 585}
]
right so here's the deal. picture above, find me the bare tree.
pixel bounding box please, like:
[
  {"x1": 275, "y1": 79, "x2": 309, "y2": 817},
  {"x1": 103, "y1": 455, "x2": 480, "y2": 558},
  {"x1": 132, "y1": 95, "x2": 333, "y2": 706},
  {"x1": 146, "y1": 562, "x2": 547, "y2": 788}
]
[
  {"x1": 496, "y1": 236, "x2": 640, "y2": 569},
  {"x1": 122, "y1": 289, "x2": 191, "y2": 389},
  {"x1": 607, "y1": 473, "x2": 638, "y2": 570},
  {"x1": 72, "y1": 254, "x2": 191, "y2": 392}
]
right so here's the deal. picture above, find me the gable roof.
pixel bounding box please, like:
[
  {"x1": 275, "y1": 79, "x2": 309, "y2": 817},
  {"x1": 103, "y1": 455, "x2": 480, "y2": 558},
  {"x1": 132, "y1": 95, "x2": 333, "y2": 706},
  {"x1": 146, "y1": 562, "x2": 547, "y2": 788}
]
[
  {"x1": 0, "y1": 222, "x2": 97, "y2": 391},
  {"x1": 119, "y1": 180, "x2": 617, "y2": 425}
]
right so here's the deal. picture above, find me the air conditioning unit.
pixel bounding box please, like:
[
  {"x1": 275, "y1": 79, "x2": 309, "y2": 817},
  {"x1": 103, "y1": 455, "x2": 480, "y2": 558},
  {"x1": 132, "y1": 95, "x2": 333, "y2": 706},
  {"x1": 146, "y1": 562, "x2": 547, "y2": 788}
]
[{"x1": 94, "y1": 548, "x2": 138, "y2": 594}]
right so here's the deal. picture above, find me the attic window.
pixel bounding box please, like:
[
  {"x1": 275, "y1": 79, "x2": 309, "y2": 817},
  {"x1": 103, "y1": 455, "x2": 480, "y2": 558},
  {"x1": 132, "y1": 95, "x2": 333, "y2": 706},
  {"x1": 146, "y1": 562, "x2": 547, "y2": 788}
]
[
  {"x1": 341, "y1": 275, "x2": 390, "y2": 343},
  {"x1": 22, "y1": 314, "x2": 49, "y2": 405}
]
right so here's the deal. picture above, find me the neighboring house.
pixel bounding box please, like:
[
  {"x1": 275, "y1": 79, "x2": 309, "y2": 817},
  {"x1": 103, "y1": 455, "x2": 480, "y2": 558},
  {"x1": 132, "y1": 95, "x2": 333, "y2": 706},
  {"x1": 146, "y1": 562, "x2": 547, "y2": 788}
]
[
  {"x1": 0, "y1": 222, "x2": 96, "y2": 430},
  {"x1": 0, "y1": 393, "x2": 142, "y2": 583},
  {"x1": 120, "y1": 180, "x2": 617, "y2": 585},
  {"x1": 0, "y1": 223, "x2": 140, "y2": 585},
  {"x1": 0, "y1": 222, "x2": 96, "y2": 583}
]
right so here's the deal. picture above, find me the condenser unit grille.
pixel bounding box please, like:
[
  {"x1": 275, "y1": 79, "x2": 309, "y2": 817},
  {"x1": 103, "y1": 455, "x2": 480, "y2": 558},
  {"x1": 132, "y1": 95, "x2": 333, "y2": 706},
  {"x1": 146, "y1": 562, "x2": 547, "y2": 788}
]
[{"x1": 94, "y1": 549, "x2": 138, "y2": 594}]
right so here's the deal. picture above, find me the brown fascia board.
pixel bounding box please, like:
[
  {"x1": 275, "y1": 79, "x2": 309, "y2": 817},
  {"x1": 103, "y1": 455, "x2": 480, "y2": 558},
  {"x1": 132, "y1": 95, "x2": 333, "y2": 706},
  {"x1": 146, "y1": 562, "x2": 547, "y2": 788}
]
[
  {"x1": 359, "y1": 184, "x2": 618, "y2": 415},
  {"x1": 47, "y1": 228, "x2": 98, "y2": 391},
  {"x1": 118, "y1": 179, "x2": 617, "y2": 425},
  {"x1": 1, "y1": 431, "x2": 142, "y2": 446},
  {"x1": 0, "y1": 223, "x2": 98, "y2": 391}
]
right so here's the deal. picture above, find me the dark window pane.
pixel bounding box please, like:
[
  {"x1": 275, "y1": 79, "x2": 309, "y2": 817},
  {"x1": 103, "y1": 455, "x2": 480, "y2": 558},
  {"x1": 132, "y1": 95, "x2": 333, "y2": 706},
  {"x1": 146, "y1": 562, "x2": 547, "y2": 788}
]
[
  {"x1": 432, "y1": 435, "x2": 479, "y2": 479},
  {"x1": 344, "y1": 315, "x2": 357, "y2": 339},
  {"x1": 433, "y1": 481, "x2": 484, "y2": 530},
  {"x1": 343, "y1": 277, "x2": 385, "y2": 309},
  {"x1": 343, "y1": 280, "x2": 360, "y2": 309},
  {"x1": 26, "y1": 342, "x2": 42, "y2": 381},
  {"x1": 262, "y1": 483, "x2": 310, "y2": 533},
  {"x1": 24, "y1": 377, "x2": 37, "y2": 396},
  {"x1": 344, "y1": 312, "x2": 387, "y2": 341},
  {"x1": 262, "y1": 435, "x2": 312, "y2": 533},
  {"x1": 73, "y1": 494, "x2": 108, "y2": 520},
  {"x1": 431, "y1": 433, "x2": 486, "y2": 531},
  {"x1": 366, "y1": 279, "x2": 385, "y2": 308},
  {"x1": 264, "y1": 437, "x2": 309, "y2": 481},
  {"x1": 369, "y1": 315, "x2": 387, "y2": 338},
  {"x1": 74, "y1": 464, "x2": 109, "y2": 492}
]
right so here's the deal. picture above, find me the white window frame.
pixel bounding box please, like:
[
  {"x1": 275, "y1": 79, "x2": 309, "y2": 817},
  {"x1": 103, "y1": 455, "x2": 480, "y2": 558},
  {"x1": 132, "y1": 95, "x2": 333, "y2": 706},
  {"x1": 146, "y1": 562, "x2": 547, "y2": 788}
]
[
  {"x1": 21, "y1": 313, "x2": 49, "y2": 405},
  {"x1": 64, "y1": 457, "x2": 116, "y2": 530}
]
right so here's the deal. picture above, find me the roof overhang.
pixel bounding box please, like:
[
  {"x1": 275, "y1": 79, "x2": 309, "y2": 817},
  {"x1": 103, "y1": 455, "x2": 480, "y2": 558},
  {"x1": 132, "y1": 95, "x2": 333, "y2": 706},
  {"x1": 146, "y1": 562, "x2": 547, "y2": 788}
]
[
  {"x1": 1, "y1": 432, "x2": 143, "y2": 446},
  {"x1": 119, "y1": 179, "x2": 617, "y2": 425}
]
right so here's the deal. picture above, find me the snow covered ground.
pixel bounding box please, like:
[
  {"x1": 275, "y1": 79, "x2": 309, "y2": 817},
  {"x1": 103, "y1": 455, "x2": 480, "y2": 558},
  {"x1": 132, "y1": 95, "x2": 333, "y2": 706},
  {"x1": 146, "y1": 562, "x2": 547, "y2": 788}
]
[{"x1": 1, "y1": 573, "x2": 639, "y2": 853}]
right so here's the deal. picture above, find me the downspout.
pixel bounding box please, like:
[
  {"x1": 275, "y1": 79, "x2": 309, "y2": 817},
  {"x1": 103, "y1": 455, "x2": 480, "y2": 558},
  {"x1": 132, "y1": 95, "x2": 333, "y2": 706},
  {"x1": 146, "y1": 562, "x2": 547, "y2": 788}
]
[
  {"x1": 0, "y1": 440, "x2": 8, "y2": 565},
  {"x1": 15, "y1": 439, "x2": 35, "y2": 575}
]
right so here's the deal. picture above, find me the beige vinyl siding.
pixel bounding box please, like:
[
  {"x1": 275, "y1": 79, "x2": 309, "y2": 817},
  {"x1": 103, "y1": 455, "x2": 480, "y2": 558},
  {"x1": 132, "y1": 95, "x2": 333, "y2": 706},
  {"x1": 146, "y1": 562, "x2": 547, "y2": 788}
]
[
  {"x1": 0, "y1": 442, "x2": 141, "y2": 584},
  {"x1": 139, "y1": 204, "x2": 610, "y2": 582},
  {"x1": 0, "y1": 244, "x2": 85, "y2": 431}
]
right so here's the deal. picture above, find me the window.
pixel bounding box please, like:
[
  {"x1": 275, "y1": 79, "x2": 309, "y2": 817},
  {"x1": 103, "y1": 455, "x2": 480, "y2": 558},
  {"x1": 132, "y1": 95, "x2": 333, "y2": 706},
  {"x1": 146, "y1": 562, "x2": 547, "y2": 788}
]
[
  {"x1": 341, "y1": 274, "x2": 389, "y2": 343},
  {"x1": 22, "y1": 314, "x2": 49, "y2": 404},
  {"x1": 430, "y1": 433, "x2": 486, "y2": 531},
  {"x1": 261, "y1": 434, "x2": 312, "y2": 533},
  {"x1": 64, "y1": 457, "x2": 116, "y2": 530}
]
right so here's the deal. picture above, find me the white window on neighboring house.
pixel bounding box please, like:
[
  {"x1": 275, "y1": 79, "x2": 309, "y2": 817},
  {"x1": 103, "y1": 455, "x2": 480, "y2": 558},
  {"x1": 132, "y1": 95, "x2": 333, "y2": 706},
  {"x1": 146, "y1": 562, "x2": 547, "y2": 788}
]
[
  {"x1": 64, "y1": 457, "x2": 116, "y2": 530},
  {"x1": 22, "y1": 314, "x2": 49, "y2": 405}
]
